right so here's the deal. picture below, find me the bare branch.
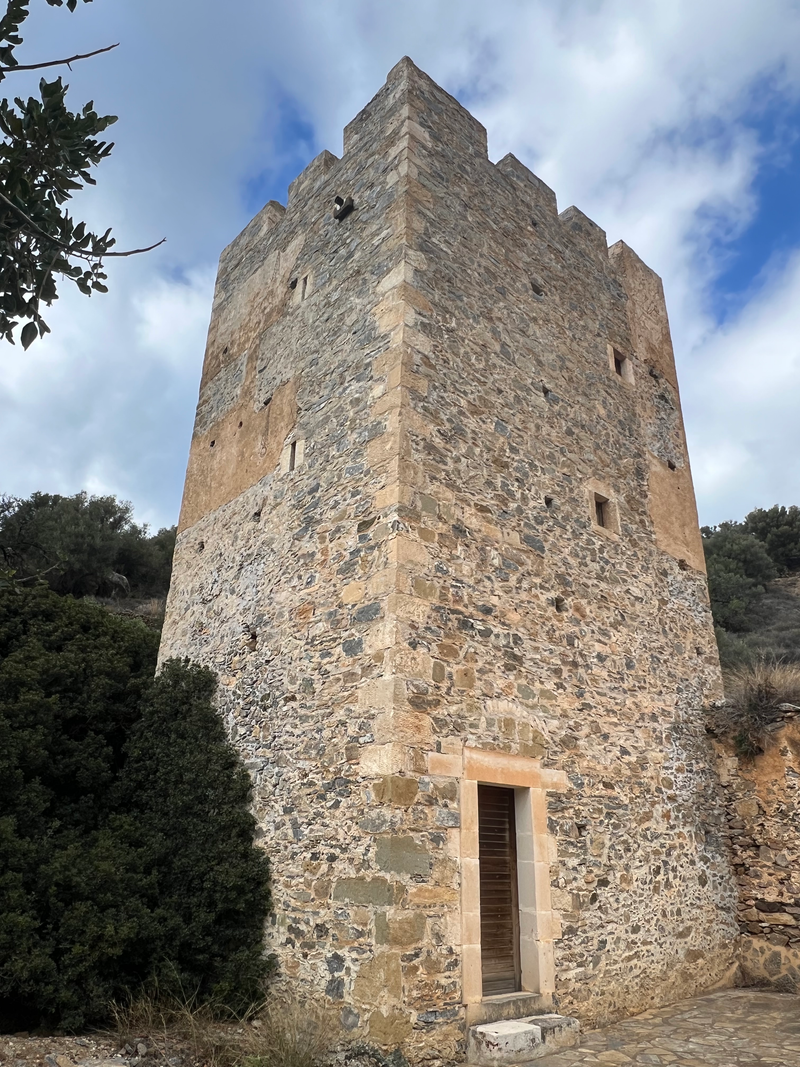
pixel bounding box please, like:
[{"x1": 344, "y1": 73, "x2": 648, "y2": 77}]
[
  {"x1": 101, "y1": 237, "x2": 166, "y2": 258},
  {"x1": 0, "y1": 42, "x2": 119, "y2": 73},
  {"x1": 0, "y1": 188, "x2": 165, "y2": 258}
]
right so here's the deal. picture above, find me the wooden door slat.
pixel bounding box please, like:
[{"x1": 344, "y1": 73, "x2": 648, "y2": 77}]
[{"x1": 478, "y1": 784, "x2": 521, "y2": 996}]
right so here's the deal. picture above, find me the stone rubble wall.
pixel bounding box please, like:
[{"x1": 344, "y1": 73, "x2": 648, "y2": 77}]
[
  {"x1": 367, "y1": 59, "x2": 736, "y2": 1030},
  {"x1": 713, "y1": 716, "x2": 800, "y2": 991}
]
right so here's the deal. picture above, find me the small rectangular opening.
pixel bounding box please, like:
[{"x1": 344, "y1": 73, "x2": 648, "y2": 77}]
[
  {"x1": 609, "y1": 345, "x2": 633, "y2": 383},
  {"x1": 478, "y1": 784, "x2": 521, "y2": 996},
  {"x1": 289, "y1": 440, "x2": 297, "y2": 472},
  {"x1": 594, "y1": 494, "x2": 608, "y2": 528}
]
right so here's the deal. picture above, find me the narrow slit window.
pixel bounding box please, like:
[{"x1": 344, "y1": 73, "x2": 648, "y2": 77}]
[
  {"x1": 289, "y1": 440, "x2": 297, "y2": 472},
  {"x1": 594, "y1": 494, "x2": 608, "y2": 528},
  {"x1": 609, "y1": 345, "x2": 633, "y2": 383}
]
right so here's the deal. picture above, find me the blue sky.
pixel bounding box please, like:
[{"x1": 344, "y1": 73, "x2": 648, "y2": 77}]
[{"x1": 2, "y1": 0, "x2": 800, "y2": 531}]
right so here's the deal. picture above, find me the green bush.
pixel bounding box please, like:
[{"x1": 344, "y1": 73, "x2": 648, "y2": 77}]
[
  {"x1": 744, "y1": 505, "x2": 800, "y2": 573},
  {"x1": 0, "y1": 586, "x2": 270, "y2": 1030},
  {"x1": 702, "y1": 526, "x2": 777, "y2": 632}
]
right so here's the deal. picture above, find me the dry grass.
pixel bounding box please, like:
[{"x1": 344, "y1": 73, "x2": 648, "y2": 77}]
[
  {"x1": 711, "y1": 658, "x2": 800, "y2": 756},
  {"x1": 109, "y1": 989, "x2": 334, "y2": 1067}
]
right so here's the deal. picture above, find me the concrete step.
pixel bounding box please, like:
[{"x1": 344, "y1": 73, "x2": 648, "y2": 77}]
[{"x1": 467, "y1": 1013, "x2": 579, "y2": 1065}]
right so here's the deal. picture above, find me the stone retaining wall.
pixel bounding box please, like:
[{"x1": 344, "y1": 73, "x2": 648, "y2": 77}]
[{"x1": 713, "y1": 715, "x2": 800, "y2": 990}]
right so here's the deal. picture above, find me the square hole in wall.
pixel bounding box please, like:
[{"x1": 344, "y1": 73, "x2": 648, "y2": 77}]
[
  {"x1": 590, "y1": 490, "x2": 620, "y2": 535},
  {"x1": 608, "y1": 344, "x2": 634, "y2": 384}
]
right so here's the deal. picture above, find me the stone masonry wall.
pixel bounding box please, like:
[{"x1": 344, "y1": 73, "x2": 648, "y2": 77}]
[
  {"x1": 160, "y1": 58, "x2": 739, "y2": 1065},
  {"x1": 713, "y1": 716, "x2": 800, "y2": 992}
]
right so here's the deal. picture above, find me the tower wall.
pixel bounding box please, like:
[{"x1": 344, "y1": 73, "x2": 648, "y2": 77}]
[{"x1": 160, "y1": 58, "x2": 737, "y2": 1064}]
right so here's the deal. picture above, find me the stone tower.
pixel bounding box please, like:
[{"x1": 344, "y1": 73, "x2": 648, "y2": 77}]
[{"x1": 160, "y1": 58, "x2": 738, "y2": 1065}]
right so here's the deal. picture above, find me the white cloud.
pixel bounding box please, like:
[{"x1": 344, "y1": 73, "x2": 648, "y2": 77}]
[
  {"x1": 688, "y1": 249, "x2": 800, "y2": 522},
  {"x1": 4, "y1": 0, "x2": 800, "y2": 527}
]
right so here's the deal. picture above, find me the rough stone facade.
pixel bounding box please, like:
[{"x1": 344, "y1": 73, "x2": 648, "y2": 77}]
[
  {"x1": 713, "y1": 715, "x2": 800, "y2": 992},
  {"x1": 160, "y1": 58, "x2": 739, "y2": 1064}
]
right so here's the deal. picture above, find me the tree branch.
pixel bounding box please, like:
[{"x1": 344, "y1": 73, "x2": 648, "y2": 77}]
[
  {"x1": 0, "y1": 188, "x2": 165, "y2": 258},
  {"x1": 0, "y1": 42, "x2": 119, "y2": 73}
]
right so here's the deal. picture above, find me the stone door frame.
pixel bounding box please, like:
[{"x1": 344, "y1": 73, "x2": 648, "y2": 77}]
[{"x1": 427, "y1": 745, "x2": 567, "y2": 1006}]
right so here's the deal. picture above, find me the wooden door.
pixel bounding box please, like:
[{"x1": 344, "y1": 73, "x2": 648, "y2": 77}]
[{"x1": 478, "y1": 784, "x2": 521, "y2": 996}]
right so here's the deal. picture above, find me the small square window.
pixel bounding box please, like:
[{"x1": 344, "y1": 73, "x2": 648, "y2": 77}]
[
  {"x1": 608, "y1": 344, "x2": 634, "y2": 384},
  {"x1": 589, "y1": 489, "x2": 619, "y2": 536}
]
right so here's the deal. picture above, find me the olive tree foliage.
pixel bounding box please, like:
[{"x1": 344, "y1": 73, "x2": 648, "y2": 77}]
[
  {"x1": 0, "y1": 491, "x2": 176, "y2": 597},
  {"x1": 702, "y1": 523, "x2": 777, "y2": 634},
  {"x1": 0, "y1": 0, "x2": 161, "y2": 348},
  {"x1": 744, "y1": 505, "x2": 800, "y2": 574}
]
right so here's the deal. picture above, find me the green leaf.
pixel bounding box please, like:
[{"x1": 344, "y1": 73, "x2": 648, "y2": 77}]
[{"x1": 20, "y1": 321, "x2": 37, "y2": 349}]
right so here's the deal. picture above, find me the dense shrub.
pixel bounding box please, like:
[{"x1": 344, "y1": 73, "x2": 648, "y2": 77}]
[
  {"x1": 702, "y1": 525, "x2": 777, "y2": 632},
  {"x1": 0, "y1": 492, "x2": 176, "y2": 598},
  {"x1": 744, "y1": 505, "x2": 800, "y2": 574},
  {"x1": 0, "y1": 587, "x2": 270, "y2": 1030}
]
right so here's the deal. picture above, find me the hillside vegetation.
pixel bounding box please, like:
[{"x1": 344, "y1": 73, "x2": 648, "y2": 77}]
[
  {"x1": 0, "y1": 492, "x2": 175, "y2": 599},
  {"x1": 703, "y1": 505, "x2": 800, "y2": 666}
]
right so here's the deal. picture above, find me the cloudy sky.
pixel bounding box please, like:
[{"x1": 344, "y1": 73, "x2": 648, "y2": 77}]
[{"x1": 2, "y1": 0, "x2": 800, "y2": 530}]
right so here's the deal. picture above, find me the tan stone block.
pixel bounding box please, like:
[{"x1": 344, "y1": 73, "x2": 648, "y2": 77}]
[
  {"x1": 373, "y1": 774, "x2": 419, "y2": 806},
  {"x1": 763, "y1": 912, "x2": 796, "y2": 925},
  {"x1": 386, "y1": 363, "x2": 428, "y2": 395},
  {"x1": 438, "y1": 641, "x2": 460, "y2": 660},
  {"x1": 368, "y1": 1008, "x2": 413, "y2": 1046},
  {"x1": 377, "y1": 260, "x2": 417, "y2": 294},
  {"x1": 539, "y1": 767, "x2": 569, "y2": 791},
  {"x1": 388, "y1": 534, "x2": 430, "y2": 566},
  {"x1": 367, "y1": 430, "x2": 402, "y2": 468},
  {"x1": 406, "y1": 884, "x2": 459, "y2": 906},
  {"x1": 428, "y1": 751, "x2": 461, "y2": 778},
  {"x1": 412, "y1": 577, "x2": 438, "y2": 600},
  {"x1": 375, "y1": 709, "x2": 432, "y2": 746},
  {"x1": 454, "y1": 666, "x2": 476, "y2": 689},
  {"x1": 366, "y1": 567, "x2": 400, "y2": 599},
  {"x1": 354, "y1": 951, "x2": 402, "y2": 1003},
  {"x1": 462, "y1": 908, "x2": 480, "y2": 946},
  {"x1": 463, "y1": 748, "x2": 542, "y2": 788},
  {"x1": 386, "y1": 592, "x2": 431, "y2": 623},
  {"x1": 462, "y1": 858, "x2": 480, "y2": 918},
  {"x1": 359, "y1": 676, "x2": 405, "y2": 712},
  {"x1": 375, "y1": 909, "x2": 427, "y2": 947},
  {"x1": 373, "y1": 483, "x2": 405, "y2": 510},
  {"x1": 371, "y1": 385, "x2": 410, "y2": 417},
  {"x1": 359, "y1": 743, "x2": 408, "y2": 775},
  {"x1": 461, "y1": 942, "x2": 482, "y2": 1004},
  {"x1": 342, "y1": 581, "x2": 365, "y2": 604}
]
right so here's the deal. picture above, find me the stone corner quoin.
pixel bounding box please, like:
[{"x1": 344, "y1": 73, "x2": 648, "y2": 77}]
[{"x1": 159, "y1": 55, "x2": 739, "y2": 1067}]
